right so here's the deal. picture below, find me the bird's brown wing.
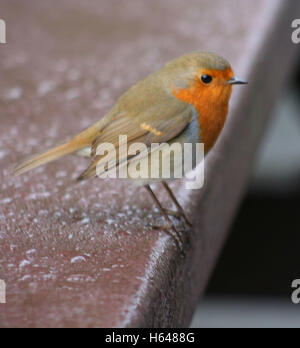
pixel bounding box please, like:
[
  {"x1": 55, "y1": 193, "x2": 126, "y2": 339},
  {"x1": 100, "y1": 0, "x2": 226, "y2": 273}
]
[{"x1": 77, "y1": 101, "x2": 194, "y2": 180}]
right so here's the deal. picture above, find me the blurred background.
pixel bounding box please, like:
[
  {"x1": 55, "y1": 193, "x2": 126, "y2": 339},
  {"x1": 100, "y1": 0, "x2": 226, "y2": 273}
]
[{"x1": 191, "y1": 65, "x2": 300, "y2": 328}]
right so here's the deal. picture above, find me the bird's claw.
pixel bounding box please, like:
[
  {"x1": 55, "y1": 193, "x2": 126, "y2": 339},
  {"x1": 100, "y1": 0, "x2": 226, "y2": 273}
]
[
  {"x1": 147, "y1": 222, "x2": 185, "y2": 254},
  {"x1": 165, "y1": 209, "x2": 193, "y2": 228}
]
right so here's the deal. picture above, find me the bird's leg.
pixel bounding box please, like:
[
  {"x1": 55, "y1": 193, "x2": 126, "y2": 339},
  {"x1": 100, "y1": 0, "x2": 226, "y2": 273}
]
[
  {"x1": 144, "y1": 185, "x2": 183, "y2": 249},
  {"x1": 164, "y1": 209, "x2": 182, "y2": 219},
  {"x1": 162, "y1": 181, "x2": 192, "y2": 227}
]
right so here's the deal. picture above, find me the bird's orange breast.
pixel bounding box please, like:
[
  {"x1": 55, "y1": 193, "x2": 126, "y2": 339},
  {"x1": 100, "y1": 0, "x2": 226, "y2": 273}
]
[{"x1": 172, "y1": 68, "x2": 233, "y2": 152}]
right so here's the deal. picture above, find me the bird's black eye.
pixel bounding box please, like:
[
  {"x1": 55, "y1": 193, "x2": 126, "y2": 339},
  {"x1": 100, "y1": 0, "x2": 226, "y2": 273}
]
[{"x1": 201, "y1": 74, "x2": 213, "y2": 84}]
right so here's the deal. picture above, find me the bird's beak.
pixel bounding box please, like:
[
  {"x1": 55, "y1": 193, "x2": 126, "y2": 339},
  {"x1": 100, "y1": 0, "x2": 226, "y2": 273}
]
[{"x1": 227, "y1": 77, "x2": 248, "y2": 85}]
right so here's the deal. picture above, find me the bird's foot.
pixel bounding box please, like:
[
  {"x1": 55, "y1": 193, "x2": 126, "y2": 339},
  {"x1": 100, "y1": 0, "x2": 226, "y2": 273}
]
[
  {"x1": 164, "y1": 209, "x2": 182, "y2": 219},
  {"x1": 148, "y1": 222, "x2": 185, "y2": 254},
  {"x1": 165, "y1": 209, "x2": 193, "y2": 228}
]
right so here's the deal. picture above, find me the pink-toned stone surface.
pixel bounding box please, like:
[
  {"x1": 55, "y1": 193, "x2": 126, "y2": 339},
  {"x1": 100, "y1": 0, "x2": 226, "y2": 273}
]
[{"x1": 0, "y1": 0, "x2": 299, "y2": 327}]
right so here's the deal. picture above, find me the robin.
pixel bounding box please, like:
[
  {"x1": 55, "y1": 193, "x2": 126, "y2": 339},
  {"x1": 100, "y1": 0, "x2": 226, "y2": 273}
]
[{"x1": 14, "y1": 51, "x2": 247, "y2": 247}]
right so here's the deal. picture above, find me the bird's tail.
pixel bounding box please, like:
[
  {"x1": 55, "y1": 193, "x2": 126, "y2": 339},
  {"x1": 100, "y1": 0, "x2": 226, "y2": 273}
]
[{"x1": 13, "y1": 121, "x2": 102, "y2": 176}]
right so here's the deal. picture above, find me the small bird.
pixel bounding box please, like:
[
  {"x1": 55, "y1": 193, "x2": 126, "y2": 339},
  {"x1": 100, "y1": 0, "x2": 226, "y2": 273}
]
[{"x1": 14, "y1": 51, "x2": 247, "y2": 247}]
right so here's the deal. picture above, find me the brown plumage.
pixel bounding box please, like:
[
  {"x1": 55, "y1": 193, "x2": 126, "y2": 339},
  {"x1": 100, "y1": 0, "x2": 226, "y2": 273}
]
[
  {"x1": 14, "y1": 51, "x2": 237, "y2": 179},
  {"x1": 13, "y1": 51, "x2": 247, "y2": 248}
]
